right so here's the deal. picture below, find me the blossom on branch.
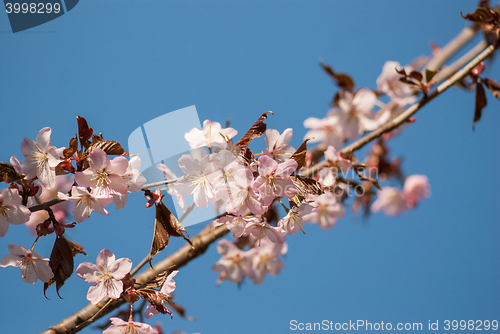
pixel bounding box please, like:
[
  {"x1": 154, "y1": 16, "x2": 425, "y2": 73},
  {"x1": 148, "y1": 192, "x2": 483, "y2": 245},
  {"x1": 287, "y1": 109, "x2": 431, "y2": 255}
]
[
  {"x1": 377, "y1": 61, "x2": 417, "y2": 106},
  {"x1": 253, "y1": 155, "x2": 297, "y2": 206},
  {"x1": 184, "y1": 120, "x2": 237, "y2": 150},
  {"x1": 20, "y1": 127, "x2": 65, "y2": 189},
  {"x1": 212, "y1": 239, "x2": 254, "y2": 284},
  {"x1": 303, "y1": 192, "x2": 345, "y2": 229},
  {"x1": 249, "y1": 239, "x2": 288, "y2": 285},
  {"x1": 57, "y1": 186, "x2": 113, "y2": 223},
  {"x1": 76, "y1": 249, "x2": 132, "y2": 304},
  {"x1": 75, "y1": 148, "x2": 129, "y2": 197},
  {"x1": 262, "y1": 128, "x2": 295, "y2": 163},
  {"x1": 0, "y1": 188, "x2": 31, "y2": 237},
  {"x1": 0, "y1": 244, "x2": 53, "y2": 284},
  {"x1": 144, "y1": 270, "x2": 179, "y2": 319},
  {"x1": 103, "y1": 317, "x2": 158, "y2": 334}
]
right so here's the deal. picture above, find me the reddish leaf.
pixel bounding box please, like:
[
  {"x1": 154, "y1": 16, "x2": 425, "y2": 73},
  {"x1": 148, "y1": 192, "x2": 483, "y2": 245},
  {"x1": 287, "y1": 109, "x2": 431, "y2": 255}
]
[
  {"x1": 235, "y1": 111, "x2": 273, "y2": 163},
  {"x1": 319, "y1": 62, "x2": 355, "y2": 91},
  {"x1": 44, "y1": 236, "x2": 86, "y2": 298},
  {"x1": 473, "y1": 82, "x2": 488, "y2": 130},
  {"x1": 149, "y1": 203, "x2": 192, "y2": 265},
  {"x1": 63, "y1": 134, "x2": 78, "y2": 159},
  {"x1": 482, "y1": 78, "x2": 500, "y2": 101},
  {"x1": 290, "y1": 175, "x2": 323, "y2": 199},
  {"x1": 409, "y1": 70, "x2": 423, "y2": 82},
  {"x1": 77, "y1": 116, "x2": 93, "y2": 149},
  {"x1": 87, "y1": 140, "x2": 130, "y2": 156},
  {"x1": 461, "y1": 7, "x2": 500, "y2": 24},
  {"x1": 290, "y1": 139, "x2": 310, "y2": 170},
  {"x1": 0, "y1": 163, "x2": 23, "y2": 183}
]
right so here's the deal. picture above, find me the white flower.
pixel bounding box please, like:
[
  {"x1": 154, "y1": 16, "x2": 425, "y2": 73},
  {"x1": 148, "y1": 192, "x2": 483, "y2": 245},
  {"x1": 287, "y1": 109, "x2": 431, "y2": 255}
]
[
  {"x1": 58, "y1": 186, "x2": 113, "y2": 223},
  {"x1": 0, "y1": 188, "x2": 31, "y2": 237},
  {"x1": 0, "y1": 244, "x2": 53, "y2": 284}
]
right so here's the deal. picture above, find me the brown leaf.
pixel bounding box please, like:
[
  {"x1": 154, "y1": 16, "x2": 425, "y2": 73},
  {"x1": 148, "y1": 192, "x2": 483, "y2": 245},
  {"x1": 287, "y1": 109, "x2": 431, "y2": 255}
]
[
  {"x1": 473, "y1": 82, "x2": 488, "y2": 130},
  {"x1": 77, "y1": 116, "x2": 93, "y2": 150},
  {"x1": 235, "y1": 111, "x2": 273, "y2": 163},
  {"x1": 425, "y1": 69, "x2": 439, "y2": 83},
  {"x1": 149, "y1": 203, "x2": 192, "y2": 265},
  {"x1": 44, "y1": 236, "x2": 86, "y2": 298},
  {"x1": 290, "y1": 139, "x2": 310, "y2": 170},
  {"x1": 482, "y1": 78, "x2": 500, "y2": 101},
  {"x1": 0, "y1": 163, "x2": 24, "y2": 183},
  {"x1": 87, "y1": 140, "x2": 131, "y2": 156},
  {"x1": 409, "y1": 70, "x2": 423, "y2": 82},
  {"x1": 290, "y1": 175, "x2": 323, "y2": 199},
  {"x1": 319, "y1": 62, "x2": 355, "y2": 91}
]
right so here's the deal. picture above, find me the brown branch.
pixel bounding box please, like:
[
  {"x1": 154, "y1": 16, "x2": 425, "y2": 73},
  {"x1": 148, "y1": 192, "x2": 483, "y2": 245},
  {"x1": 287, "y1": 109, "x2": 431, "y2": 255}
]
[
  {"x1": 40, "y1": 224, "x2": 229, "y2": 334},
  {"x1": 29, "y1": 198, "x2": 64, "y2": 213}
]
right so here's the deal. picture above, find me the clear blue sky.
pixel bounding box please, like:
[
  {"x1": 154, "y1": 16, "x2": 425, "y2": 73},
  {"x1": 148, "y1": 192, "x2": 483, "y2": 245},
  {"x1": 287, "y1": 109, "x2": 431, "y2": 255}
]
[{"x1": 1, "y1": 1, "x2": 499, "y2": 333}]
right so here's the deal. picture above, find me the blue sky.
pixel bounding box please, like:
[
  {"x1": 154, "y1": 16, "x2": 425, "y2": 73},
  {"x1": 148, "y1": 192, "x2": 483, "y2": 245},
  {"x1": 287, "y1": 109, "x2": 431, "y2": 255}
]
[{"x1": 1, "y1": 1, "x2": 499, "y2": 333}]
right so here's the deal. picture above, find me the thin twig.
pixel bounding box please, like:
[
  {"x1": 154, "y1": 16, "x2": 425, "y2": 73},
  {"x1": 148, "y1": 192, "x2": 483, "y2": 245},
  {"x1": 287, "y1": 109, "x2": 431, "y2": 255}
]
[
  {"x1": 142, "y1": 178, "x2": 179, "y2": 190},
  {"x1": 29, "y1": 198, "x2": 64, "y2": 213}
]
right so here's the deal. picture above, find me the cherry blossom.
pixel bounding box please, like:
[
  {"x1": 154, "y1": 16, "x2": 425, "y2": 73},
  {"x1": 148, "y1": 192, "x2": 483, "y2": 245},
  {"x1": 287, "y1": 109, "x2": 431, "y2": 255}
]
[
  {"x1": 303, "y1": 192, "x2": 345, "y2": 229},
  {"x1": 303, "y1": 115, "x2": 344, "y2": 149},
  {"x1": 212, "y1": 216, "x2": 259, "y2": 238},
  {"x1": 249, "y1": 239, "x2": 288, "y2": 285},
  {"x1": 184, "y1": 120, "x2": 237, "y2": 150},
  {"x1": 278, "y1": 203, "x2": 311, "y2": 235},
  {"x1": 76, "y1": 249, "x2": 132, "y2": 304},
  {"x1": 75, "y1": 148, "x2": 129, "y2": 197},
  {"x1": 243, "y1": 218, "x2": 286, "y2": 244},
  {"x1": 403, "y1": 174, "x2": 431, "y2": 208},
  {"x1": 57, "y1": 186, "x2": 113, "y2": 223},
  {"x1": 10, "y1": 155, "x2": 23, "y2": 175},
  {"x1": 324, "y1": 145, "x2": 352, "y2": 173},
  {"x1": 370, "y1": 187, "x2": 408, "y2": 216},
  {"x1": 144, "y1": 270, "x2": 179, "y2": 319},
  {"x1": 212, "y1": 239, "x2": 254, "y2": 284},
  {"x1": 103, "y1": 317, "x2": 158, "y2": 334},
  {"x1": 328, "y1": 89, "x2": 379, "y2": 140},
  {"x1": 156, "y1": 163, "x2": 187, "y2": 212},
  {"x1": 0, "y1": 188, "x2": 31, "y2": 237},
  {"x1": 20, "y1": 127, "x2": 65, "y2": 189},
  {"x1": 112, "y1": 156, "x2": 147, "y2": 210},
  {"x1": 25, "y1": 175, "x2": 73, "y2": 235},
  {"x1": 0, "y1": 244, "x2": 53, "y2": 284},
  {"x1": 253, "y1": 155, "x2": 297, "y2": 206},
  {"x1": 262, "y1": 128, "x2": 295, "y2": 163},
  {"x1": 222, "y1": 168, "x2": 266, "y2": 215},
  {"x1": 174, "y1": 154, "x2": 217, "y2": 208},
  {"x1": 377, "y1": 60, "x2": 417, "y2": 106},
  {"x1": 204, "y1": 149, "x2": 246, "y2": 201}
]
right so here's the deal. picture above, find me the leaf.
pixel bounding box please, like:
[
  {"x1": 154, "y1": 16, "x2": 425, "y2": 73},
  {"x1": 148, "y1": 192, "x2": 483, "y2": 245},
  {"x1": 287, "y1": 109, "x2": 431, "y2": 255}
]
[
  {"x1": 319, "y1": 62, "x2": 355, "y2": 91},
  {"x1": 235, "y1": 111, "x2": 273, "y2": 163},
  {"x1": 149, "y1": 202, "x2": 192, "y2": 266},
  {"x1": 482, "y1": 78, "x2": 500, "y2": 101},
  {"x1": 409, "y1": 70, "x2": 423, "y2": 82},
  {"x1": 63, "y1": 134, "x2": 78, "y2": 159},
  {"x1": 87, "y1": 140, "x2": 130, "y2": 156},
  {"x1": 473, "y1": 82, "x2": 488, "y2": 130},
  {"x1": 461, "y1": 7, "x2": 500, "y2": 24},
  {"x1": 44, "y1": 236, "x2": 86, "y2": 298},
  {"x1": 290, "y1": 139, "x2": 310, "y2": 170},
  {"x1": 290, "y1": 175, "x2": 323, "y2": 199},
  {"x1": 425, "y1": 69, "x2": 439, "y2": 83},
  {"x1": 77, "y1": 116, "x2": 93, "y2": 150},
  {"x1": 0, "y1": 163, "x2": 23, "y2": 183}
]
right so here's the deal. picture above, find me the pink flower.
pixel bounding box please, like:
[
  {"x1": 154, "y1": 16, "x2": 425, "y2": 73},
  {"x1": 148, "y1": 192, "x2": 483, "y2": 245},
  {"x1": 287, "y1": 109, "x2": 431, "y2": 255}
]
[
  {"x1": 253, "y1": 155, "x2": 297, "y2": 206},
  {"x1": 20, "y1": 127, "x2": 65, "y2": 189},
  {"x1": 76, "y1": 249, "x2": 132, "y2": 304},
  {"x1": 244, "y1": 218, "x2": 286, "y2": 244},
  {"x1": 303, "y1": 116, "x2": 344, "y2": 149},
  {"x1": 184, "y1": 120, "x2": 238, "y2": 150},
  {"x1": 278, "y1": 204, "x2": 310, "y2": 235},
  {"x1": 25, "y1": 175, "x2": 73, "y2": 235},
  {"x1": 112, "y1": 156, "x2": 147, "y2": 210},
  {"x1": 0, "y1": 244, "x2": 53, "y2": 284},
  {"x1": 262, "y1": 128, "x2": 295, "y2": 163},
  {"x1": 249, "y1": 239, "x2": 288, "y2": 285},
  {"x1": 403, "y1": 175, "x2": 431, "y2": 208},
  {"x1": 377, "y1": 61, "x2": 417, "y2": 106},
  {"x1": 303, "y1": 192, "x2": 345, "y2": 229},
  {"x1": 205, "y1": 149, "x2": 246, "y2": 201},
  {"x1": 328, "y1": 89, "x2": 379, "y2": 140},
  {"x1": 222, "y1": 168, "x2": 266, "y2": 215},
  {"x1": 212, "y1": 239, "x2": 254, "y2": 284},
  {"x1": 212, "y1": 216, "x2": 259, "y2": 238},
  {"x1": 144, "y1": 270, "x2": 178, "y2": 319},
  {"x1": 0, "y1": 188, "x2": 31, "y2": 237},
  {"x1": 103, "y1": 317, "x2": 157, "y2": 334},
  {"x1": 57, "y1": 186, "x2": 113, "y2": 223},
  {"x1": 75, "y1": 148, "x2": 129, "y2": 197},
  {"x1": 324, "y1": 145, "x2": 352, "y2": 173},
  {"x1": 371, "y1": 187, "x2": 408, "y2": 216},
  {"x1": 156, "y1": 163, "x2": 187, "y2": 212}
]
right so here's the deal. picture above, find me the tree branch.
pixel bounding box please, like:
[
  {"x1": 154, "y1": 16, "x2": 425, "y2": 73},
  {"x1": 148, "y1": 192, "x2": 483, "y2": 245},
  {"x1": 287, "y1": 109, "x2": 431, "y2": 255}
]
[{"x1": 29, "y1": 198, "x2": 64, "y2": 213}]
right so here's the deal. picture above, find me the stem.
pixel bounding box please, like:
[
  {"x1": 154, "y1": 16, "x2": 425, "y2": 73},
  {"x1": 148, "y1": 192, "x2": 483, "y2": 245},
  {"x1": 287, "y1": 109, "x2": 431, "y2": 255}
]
[
  {"x1": 142, "y1": 178, "x2": 179, "y2": 190},
  {"x1": 29, "y1": 198, "x2": 63, "y2": 213}
]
